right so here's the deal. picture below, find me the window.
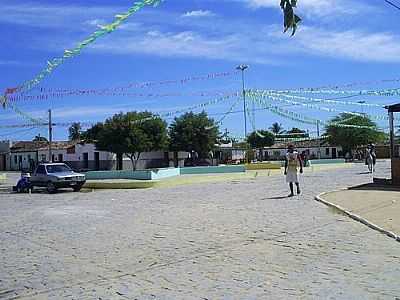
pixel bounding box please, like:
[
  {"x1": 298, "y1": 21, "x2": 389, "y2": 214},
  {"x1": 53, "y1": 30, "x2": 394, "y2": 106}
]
[
  {"x1": 46, "y1": 164, "x2": 71, "y2": 174},
  {"x1": 14, "y1": 156, "x2": 17, "y2": 164},
  {"x1": 58, "y1": 154, "x2": 63, "y2": 162},
  {"x1": 41, "y1": 154, "x2": 46, "y2": 162},
  {"x1": 36, "y1": 165, "x2": 46, "y2": 174},
  {"x1": 325, "y1": 148, "x2": 330, "y2": 156}
]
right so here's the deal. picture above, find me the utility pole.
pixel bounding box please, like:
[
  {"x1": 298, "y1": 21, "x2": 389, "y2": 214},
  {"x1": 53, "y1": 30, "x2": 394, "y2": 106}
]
[
  {"x1": 236, "y1": 64, "x2": 249, "y2": 138},
  {"x1": 48, "y1": 109, "x2": 53, "y2": 162},
  {"x1": 358, "y1": 100, "x2": 366, "y2": 115},
  {"x1": 317, "y1": 120, "x2": 321, "y2": 159}
]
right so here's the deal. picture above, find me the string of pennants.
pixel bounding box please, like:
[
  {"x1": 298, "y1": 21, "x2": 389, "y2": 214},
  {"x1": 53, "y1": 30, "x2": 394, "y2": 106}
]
[{"x1": 1, "y1": 0, "x2": 164, "y2": 108}]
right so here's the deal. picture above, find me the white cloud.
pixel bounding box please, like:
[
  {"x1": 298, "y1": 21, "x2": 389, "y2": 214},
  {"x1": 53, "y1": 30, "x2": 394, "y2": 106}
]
[
  {"x1": 241, "y1": 0, "x2": 368, "y2": 17},
  {"x1": 0, "y1": 3, "x2": 123, "y2": 28},
  {"x1": 92, "y1": 29, "x2": 279, "y2": 65},
  {"x1": 293, "y1": 27, "x2": 400, "y2": 63},
  {"x1": 182, "y1": 10, "x2": 216, "y2": 18},
  {"x1": 89, "y1": 21, "x2": 400, "y2": 65}
]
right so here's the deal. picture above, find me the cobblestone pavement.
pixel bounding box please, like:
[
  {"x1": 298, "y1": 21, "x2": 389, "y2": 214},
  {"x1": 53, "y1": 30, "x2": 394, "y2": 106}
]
[{"x1": 1, "y1": 161, "x2": 399, "y2": 299}]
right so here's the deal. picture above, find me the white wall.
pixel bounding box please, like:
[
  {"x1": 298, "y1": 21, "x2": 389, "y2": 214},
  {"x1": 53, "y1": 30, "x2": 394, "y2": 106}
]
[
  {"x1": 37, "y1": 144, "x2": 114, "y2": 163},
  {"x1": 266, "y1": 146, "x2": 343, "y2": 159},
  {"x1": 10, "y1": 152, "x2": 37, "y2": 171}
]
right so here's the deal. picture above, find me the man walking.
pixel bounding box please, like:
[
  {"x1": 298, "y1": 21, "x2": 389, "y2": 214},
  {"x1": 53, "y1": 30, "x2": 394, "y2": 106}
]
[{"x1": 284, "y1": 144, "x2": 303, "y2": 197}]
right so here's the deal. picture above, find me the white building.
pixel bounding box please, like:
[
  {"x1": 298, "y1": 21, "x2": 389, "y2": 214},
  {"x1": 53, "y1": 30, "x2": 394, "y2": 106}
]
[
  {"x1": 8, "y1": 141, "x2": 189, "y2": 171},
  {"x1": 263, "y1": 138, "x2": 343, "y2": 160},
  {"x1": 0, "y1": 140, "x2": 12, "y2": 171}
]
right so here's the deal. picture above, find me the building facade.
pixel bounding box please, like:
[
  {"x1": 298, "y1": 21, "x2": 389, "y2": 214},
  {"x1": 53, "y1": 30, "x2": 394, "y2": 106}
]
[
  {"x1": 0, "y1": 141, "x2": 12, "y2": 171},
  {"x1": 8, "y1": 141, "x2": 189, "y2": 172},
  {"x1": 263, "y1": 139, "x2": 343, "y2": 161}
]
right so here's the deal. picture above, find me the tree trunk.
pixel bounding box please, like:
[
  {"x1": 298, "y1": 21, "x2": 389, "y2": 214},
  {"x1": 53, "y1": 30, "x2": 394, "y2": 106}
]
[
  {"x1": 128, "y1": 153, "x2": 141, "y2": 171},
  {"x1": 116, "y1": 153, "x2": 123, "y2": 170}
]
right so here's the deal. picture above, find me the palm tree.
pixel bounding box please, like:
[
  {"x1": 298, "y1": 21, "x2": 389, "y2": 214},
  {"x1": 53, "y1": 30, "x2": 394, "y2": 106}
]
[
  {"x1": 68, "y1": 122, "x2": 82, "y2": 141},
  {"x1": 270, "y1": 122, "x2": 284, "y2": 135},
  {"x1": 32, "y1": 134, "x2": 48, "y2": 142}
]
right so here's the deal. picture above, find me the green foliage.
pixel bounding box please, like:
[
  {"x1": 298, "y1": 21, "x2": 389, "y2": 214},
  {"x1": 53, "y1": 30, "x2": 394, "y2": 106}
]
[
  {"x1": 32, "y1": 135, "x2": 48, "y2": 142},
  {"x1": 246, "y1": 130, "x2": 275, "y2": 149},
  {"x1": 81, "y1": 123, "x2": 104, "y2": 142},
  {"x1": 287, "y1": 127, "x2": 305, "y2": 134},
  {"x1": 325, "y1": 113, "x2": 386, "y2": 153},
  {"x1": 270, "y1": 122, "x2": 284, "y2": 134},
  {"x1": 280, "y1": 0, "x2": 301, "y2": 36},
  {"x1": 169, "y1": 111, "x2": 219, "y2": 158},
  {"x1": 68, "y1": 122, "x2": 82, "y2": 141},
  {"x1": 95, "y1": 111, "x2": 168, "y2": 170}
]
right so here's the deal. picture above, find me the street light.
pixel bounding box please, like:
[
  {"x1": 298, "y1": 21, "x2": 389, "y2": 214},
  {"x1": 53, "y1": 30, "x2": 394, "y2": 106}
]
[
  {"x1": 236, "y1": 64, "x2": 249, "y2": 137},
  {"x1": 358, "y1": 101, "x2": 366, "y2": 115}
]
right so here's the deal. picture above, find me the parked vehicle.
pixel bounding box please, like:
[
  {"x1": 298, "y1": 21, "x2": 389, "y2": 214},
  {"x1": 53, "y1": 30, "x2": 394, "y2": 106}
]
[{"x1": 30, "y1": 163, "x2": 86, "y2": 193}]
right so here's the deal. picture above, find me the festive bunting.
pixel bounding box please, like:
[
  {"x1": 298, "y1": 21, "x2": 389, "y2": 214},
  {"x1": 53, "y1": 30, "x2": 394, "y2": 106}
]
[
  {"x1": 4, "y1": 0, "x2": 163, "y2": 98},
  {"x1": 249, "y1": 91, "x2": 391, "y2": 121},
  {"x1": 280, "y1": 0, "x2": 301, "y2": 36},
  {"x1": 36, "y1": 71, "x2": 239, "y2": 95},
  {"x1": 251, "y1": 90, "x2": 383, "y2": 107},
  {"x1": 248, "y1": 93, "x2": 377, "y2": 130},
  {"x1": 271, "y1": 78, "x2": 400, "y2": 93},
  {"x1": 7, "y1": 90, "x2": 239, "y2": 103},
  {"x1": 269, "y1": 87, "x2": 400, "y2": 97}
]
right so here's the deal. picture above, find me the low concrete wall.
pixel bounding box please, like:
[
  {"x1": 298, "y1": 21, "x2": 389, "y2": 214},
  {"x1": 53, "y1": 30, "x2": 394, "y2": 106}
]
[
  {"x1": 85, "y1": 167, "x2": 180, "y2": 181},
  {"x1": 86, "y1": 165, "x2": 246, "y2": 180},
  {"x1": 151, "y1": 168, "x2": 181, "y2": 180},
  {"x1": 180, "y1": 165, "x2": 245, "y2": 175},
  {"x1": 309, "y1": 159, "x2": 346, "y2": 165},
  {"x1": 245, "y1": 163, "x2": 281, "y2": 170},
  {"x1": 85, "y1": 170, "x2": 152, "y2": 180}
]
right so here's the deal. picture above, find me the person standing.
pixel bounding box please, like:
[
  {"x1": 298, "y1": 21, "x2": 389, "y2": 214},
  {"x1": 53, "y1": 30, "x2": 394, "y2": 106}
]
[{"x1": 284, "y1": 144, "x2": 303, "y2": 197}]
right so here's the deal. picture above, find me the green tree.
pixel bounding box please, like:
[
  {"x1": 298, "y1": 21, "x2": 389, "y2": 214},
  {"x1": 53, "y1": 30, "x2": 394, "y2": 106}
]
[
  {"x1": 169, "y1": 111, "x2": 219, "y2": 159},
  {"x1": 32, "y1": 135, "x2": 48, "y2": 142},
  {"x1": 287, "y1": 127, "x2": 305, "y2": 134},
  {"x1": 82, "y1": 122, "x2": 104, "y2": 142},
  {"x1": 68, "y1": 122, "x2": 82, "y2": 141},
  {"x1": 270, "y1": 122, "x2": 284, "y2": 134},
  {"x1": 286, "y1": 127, "x2": 309, "y2": 138},
  {"x1": 325, "y1": 113, "x2": 386, "y2": 156},
  {"x1": 95, "y1": 111, "x2": 168, "y2": 170},
  {"x1": 246, "y1": 130, "x2": 275, "y2": 149}
]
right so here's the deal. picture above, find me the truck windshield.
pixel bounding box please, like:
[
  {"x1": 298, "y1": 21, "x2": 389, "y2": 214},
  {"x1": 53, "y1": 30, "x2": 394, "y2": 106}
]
[{"x1": 46, "y1": 165, "x2": 72, "y2": 173}]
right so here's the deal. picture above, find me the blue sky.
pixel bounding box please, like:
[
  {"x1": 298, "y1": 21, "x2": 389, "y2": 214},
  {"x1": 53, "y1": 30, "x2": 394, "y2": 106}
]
[{"x1": 1, "y1": 0, "x2": 400, "y2": 141}]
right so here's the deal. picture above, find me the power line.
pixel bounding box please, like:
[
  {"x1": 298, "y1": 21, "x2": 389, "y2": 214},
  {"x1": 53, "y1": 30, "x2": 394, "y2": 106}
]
[{"x1": 0, "y1": 127, "x2": 37, "y2": 138}]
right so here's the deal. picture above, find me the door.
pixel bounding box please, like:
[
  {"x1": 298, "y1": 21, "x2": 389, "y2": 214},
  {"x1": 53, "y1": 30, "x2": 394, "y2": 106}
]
[
  {"x1": 32, "y1": 165, "x2": 47, "y2": 186},
  {"x1": 0, "y1": 155, "x2": 5, "y2": 171},
  {"x1": 94, "y1": 152, "x2": 100, "y2": 171},
  {"x1": 83, "y1": 153, "x2": 89, "y2": 169},
  {"x1": 332, "y1": 148, "x2": 337, "y2": 159}
]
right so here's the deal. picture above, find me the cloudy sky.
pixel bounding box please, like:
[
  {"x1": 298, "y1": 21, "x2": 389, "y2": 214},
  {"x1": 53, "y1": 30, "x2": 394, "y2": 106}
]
[{"x1": 1, "y1": 0, "x2": 400, "y2": 140}]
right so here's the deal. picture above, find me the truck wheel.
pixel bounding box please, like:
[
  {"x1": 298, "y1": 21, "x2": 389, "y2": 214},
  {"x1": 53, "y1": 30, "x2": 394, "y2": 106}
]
[{"x1": 47, "y1": 182, "x2": 57, "y2": 194}]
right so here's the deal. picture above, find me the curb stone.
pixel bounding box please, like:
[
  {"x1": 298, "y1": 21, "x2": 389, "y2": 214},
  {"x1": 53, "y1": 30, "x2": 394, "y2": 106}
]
[{"x1": 315, "y1": 190, "x2": 400, "y2": 243}]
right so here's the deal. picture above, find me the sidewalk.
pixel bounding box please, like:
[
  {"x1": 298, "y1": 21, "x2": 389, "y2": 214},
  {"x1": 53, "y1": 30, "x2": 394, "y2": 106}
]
[{"x1": 317, "y1": 184, "x2": 400, "y2": 241}]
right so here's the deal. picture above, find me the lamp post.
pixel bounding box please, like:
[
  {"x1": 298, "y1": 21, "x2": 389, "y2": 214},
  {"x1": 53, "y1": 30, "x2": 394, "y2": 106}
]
[
  {"x1": 358, "y1": 101, "x2": 366, "y2": 115},
  {"x1": 236, "y1": 64, "x2": 249, "y2": 138}
]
